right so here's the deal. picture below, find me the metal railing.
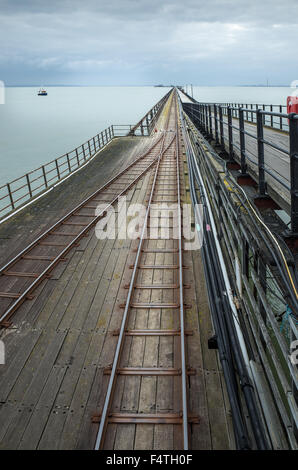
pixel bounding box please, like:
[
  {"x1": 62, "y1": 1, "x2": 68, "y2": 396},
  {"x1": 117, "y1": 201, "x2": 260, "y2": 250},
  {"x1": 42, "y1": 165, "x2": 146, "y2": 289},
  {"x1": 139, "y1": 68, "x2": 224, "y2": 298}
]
[
  {"x1": 0, "y1": 90, "x2": 171, "y2": 221},
  {"x1": 128, "y1": 88, "x2": 172, "y2": 136},
  {"x1": 183, "y1": 102, "x2": 298, "y2": 234}
]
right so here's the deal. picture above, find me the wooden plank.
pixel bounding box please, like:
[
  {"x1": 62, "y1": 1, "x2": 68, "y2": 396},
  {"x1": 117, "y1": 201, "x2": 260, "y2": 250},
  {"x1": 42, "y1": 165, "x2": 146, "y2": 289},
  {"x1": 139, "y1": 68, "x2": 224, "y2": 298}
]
[{"x1": 0, "y1": 330, "x2": 67, "y2": 449}]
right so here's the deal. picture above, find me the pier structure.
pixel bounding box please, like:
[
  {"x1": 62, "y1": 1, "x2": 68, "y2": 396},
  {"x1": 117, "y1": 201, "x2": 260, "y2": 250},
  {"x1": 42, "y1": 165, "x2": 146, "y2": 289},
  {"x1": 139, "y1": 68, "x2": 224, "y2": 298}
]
[
  {"x1": 180, "y1": 91, "x2": 297, "y2": 235},
  {"x1": 0, "y1": 88, "x2": 297, "y2": 450}
]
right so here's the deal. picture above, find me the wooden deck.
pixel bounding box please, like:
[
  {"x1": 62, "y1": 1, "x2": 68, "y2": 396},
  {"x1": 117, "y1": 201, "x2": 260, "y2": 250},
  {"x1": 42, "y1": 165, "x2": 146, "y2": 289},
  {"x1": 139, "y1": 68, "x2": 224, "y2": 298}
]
[{"x1": 0, "y1": 111, "x2": 234, "y2": 449}]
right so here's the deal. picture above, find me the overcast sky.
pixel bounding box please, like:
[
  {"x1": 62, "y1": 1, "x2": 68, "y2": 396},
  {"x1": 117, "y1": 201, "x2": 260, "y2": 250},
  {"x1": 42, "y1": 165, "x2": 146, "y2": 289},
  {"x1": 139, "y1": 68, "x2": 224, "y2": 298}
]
[{"x1": 1, "y1": 0, "x2": 298, "y2": 86}]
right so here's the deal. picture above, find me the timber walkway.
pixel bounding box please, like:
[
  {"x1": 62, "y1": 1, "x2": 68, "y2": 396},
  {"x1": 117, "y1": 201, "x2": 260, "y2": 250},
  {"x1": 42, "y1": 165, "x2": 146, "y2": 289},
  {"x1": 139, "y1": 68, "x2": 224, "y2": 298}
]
[
  {"x1": 0, "y1": 90, "x2": 233, "y2": 450},
  {"x1": 181, "y1": 93, "x2": 297, "y2": 228}
]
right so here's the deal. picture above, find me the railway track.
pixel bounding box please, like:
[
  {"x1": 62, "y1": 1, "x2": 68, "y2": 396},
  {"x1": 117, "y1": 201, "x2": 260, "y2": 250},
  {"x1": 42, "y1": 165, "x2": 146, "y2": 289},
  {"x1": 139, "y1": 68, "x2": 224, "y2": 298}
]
[
  {"x1": 0, "y1": 131, "x2": 166, "y2": 327},
  {"x1": 94, "y1": 91, "x2": 196, "y2": 450}
]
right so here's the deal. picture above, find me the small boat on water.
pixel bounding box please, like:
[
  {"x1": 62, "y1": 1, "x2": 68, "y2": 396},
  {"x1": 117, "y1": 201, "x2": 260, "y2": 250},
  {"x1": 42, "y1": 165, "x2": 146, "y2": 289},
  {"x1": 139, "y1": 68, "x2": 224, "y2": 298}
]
[{"x1": 38, "y1": 88, "x2": 48, "y2": 96}]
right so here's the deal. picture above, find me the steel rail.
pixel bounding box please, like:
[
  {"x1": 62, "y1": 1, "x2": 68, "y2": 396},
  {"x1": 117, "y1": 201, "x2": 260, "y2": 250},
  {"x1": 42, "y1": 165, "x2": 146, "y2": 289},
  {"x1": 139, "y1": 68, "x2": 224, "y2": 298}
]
[
  {"x1": 0, "y1": 136, "x2": 165, "y2": 326},
  {"x1": 94, "y1": 96, "x2": 175, "y2": 450},
  {"x1": 94, "y1": 93, "x2": 190, "y2": 450},
  {"x1": 175, "y1": 99, "x2": 189, "y2": 449}
]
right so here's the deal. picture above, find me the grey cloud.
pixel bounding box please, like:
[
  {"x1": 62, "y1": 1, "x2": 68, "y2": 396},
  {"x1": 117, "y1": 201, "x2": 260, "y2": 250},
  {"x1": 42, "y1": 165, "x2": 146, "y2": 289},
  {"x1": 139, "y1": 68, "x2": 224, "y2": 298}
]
[{"x1": 0, "y1": 0, "x2": 298, "y2": 85}]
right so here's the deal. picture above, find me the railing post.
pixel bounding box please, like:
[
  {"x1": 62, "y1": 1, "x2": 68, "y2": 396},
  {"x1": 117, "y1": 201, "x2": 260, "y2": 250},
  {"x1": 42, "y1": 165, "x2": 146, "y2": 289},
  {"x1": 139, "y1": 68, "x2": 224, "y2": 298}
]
[
  {"x1": 204, "y1": 105, "x2": 207, "y2": 134},
  {"x1": 42, "y1": 165, "x2": 48, "y2": 188},
  {"x1": 219, "y1": 106, "x2": 224, "y2": 150},
  {"x1": 289, "y1": 113, "x2": 298, "y2": 233},
  {"x1": 111, "y1": 125, "x2": 114, "y2": 137},
  {"x1": 201, "y1": 105, "x2": 204, "y2": 130},
  {"x1": 26, "y1": 173, "x2": 32, "y2": 198},
  {"x1": 227, "y1": 106, "x2": 234, "y2": 161},
  {"x1": 88, "y1": 140, "x2": 92, "y2": 157},
  {"x1": 279, "y1": 105, "x2": 283, "y2": 130},
  {"x1": 270, "y1": 105, "x2": 273, "y2": 128},
  {"x1": 6, "y1": 183, "x2": 14, "y2": 210},
  {"x1": 239, "y1": 108, "x2": 247, "y2": 175},
  {"x1": 199, "y1": 104, "x2": 203, "y2": 127},
  {"x1": 214, "y1": 105, "x2": 219, "y2": 144},
  {"x1": 256, "y1": 109, "x2": 266, "y2": 196}
]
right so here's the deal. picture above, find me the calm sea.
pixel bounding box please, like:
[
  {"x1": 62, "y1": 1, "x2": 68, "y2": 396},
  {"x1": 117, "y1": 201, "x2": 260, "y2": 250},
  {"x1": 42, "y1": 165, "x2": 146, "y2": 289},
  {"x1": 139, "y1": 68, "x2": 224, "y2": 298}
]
[{"x1": 0, "y1": 86, "x2": 292, "y2": 186}]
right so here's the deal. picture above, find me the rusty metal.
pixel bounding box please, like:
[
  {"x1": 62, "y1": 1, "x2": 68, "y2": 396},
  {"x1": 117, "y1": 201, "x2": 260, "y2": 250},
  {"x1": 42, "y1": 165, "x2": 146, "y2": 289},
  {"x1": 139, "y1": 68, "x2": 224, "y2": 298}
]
[
  {"x1": 0, "y1": 292, "x2": 34, "y2": 299},
  {"x1": 129, "y1": 283, "x2": 179, "y2": 289},
  {"x1": 3, "y1": 271, "x2": 51, "y2": 278},
  {"x1": 92, "y1": 413, "x2": 200, "y2": 425}
]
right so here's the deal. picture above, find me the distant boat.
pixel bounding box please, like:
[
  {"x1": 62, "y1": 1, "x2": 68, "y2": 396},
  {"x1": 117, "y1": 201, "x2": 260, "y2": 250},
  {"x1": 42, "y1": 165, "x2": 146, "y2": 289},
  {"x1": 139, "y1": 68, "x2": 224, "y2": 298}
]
[{"x1": 38, "y1": 88, "x2": 47, "y2": 96}]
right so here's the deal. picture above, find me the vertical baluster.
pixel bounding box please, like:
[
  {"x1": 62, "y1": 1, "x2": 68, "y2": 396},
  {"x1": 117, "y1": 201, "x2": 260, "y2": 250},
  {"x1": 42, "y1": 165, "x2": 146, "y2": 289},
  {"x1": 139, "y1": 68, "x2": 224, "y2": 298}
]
[
  {"x1": 256, "y1": 109, "x2": 266, "y2": 196},
  {"x1": 7, "y1": 183, "x2": 14, "y2": 210},
  {"x1": 227, "y1": 106, "x2": 234, "y2": 161},
  {"x1": 219, "y1": 106, "x2": 224, "y2": 150},
  {"x1": 26, "y1": 173, "x2": 32, "y2": 198},
  {"x1": 55, "y1": 159, "x2": 60, "y2": 179},
  {"x1": 239, "y1": 108, "x2": 247, "y2": 175}
]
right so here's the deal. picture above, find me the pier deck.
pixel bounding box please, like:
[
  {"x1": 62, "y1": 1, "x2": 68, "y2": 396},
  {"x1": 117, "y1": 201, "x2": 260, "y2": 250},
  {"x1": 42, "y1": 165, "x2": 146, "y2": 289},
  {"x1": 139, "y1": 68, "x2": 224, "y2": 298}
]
[{"x1": 0, "y1": 96, "x2": 233, "y2": 449}]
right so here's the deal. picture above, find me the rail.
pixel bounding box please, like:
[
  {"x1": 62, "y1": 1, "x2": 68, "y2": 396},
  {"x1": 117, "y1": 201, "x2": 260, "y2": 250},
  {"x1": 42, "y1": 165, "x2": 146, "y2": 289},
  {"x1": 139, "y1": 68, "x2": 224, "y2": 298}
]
[
  {"x1": 94, "y1": 91, "x2": 192, "y2": 450},
  {"x1": 183, "y1": 101, "x2": 298, "y2": 233},
  {"x1": 0, "y1": 90, "x2": 170, "y2": 221},
  {"x1": 184, "y1": 111, "x2": 298, "y2": 448},
  {"x1": 198, "y1": 102, "x2": 288, "y2": 131}
]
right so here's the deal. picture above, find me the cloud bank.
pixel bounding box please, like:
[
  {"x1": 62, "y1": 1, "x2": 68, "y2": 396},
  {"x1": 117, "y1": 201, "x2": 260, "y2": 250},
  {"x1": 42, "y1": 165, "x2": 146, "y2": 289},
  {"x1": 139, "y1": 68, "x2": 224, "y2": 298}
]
[{"x1": 1, "y1": 0, "x2": 297, "y2": 85}]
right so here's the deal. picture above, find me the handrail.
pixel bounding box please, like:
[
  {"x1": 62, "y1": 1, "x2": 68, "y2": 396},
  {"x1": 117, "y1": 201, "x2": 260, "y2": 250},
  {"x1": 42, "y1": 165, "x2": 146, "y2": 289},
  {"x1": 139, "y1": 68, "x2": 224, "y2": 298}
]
[
  {"x1": 182, "y1": 101, "x2": 298, "y2": 234},
  {"x1": 0, "y1": 89, "x2": 172, "y2": 221},
  {"x1": 0, "y1": 124, "x2": 115, "y2": 220}
]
